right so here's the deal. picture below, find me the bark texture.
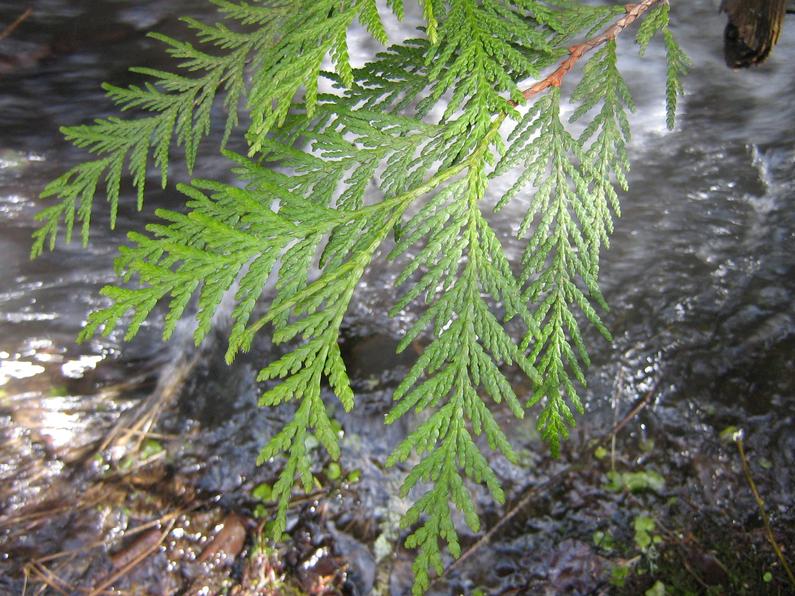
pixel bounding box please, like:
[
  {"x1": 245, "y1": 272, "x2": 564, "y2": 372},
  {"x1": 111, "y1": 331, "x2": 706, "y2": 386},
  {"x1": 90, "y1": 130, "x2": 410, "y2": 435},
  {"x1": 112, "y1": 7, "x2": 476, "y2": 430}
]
[{"x1": 722, "y1": 0, "x2": 787, "y2": 67}]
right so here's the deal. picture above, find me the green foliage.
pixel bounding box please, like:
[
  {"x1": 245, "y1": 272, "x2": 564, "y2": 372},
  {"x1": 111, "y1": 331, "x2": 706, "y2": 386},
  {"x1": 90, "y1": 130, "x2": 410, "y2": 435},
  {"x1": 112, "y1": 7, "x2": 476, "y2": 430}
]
[
  {"x1": 493, "y1": 87, "x2": 615, "y2": 453},
  {"x1": 611, "y1": 563, "x2": 632, "y2": 587},
  {"x1": 139, "y1": 438, "x2": 165, "y2": 460},
  {"x1": 606, "y1": 469, "x2": 666, "y2": 493},
  {"x1": 33, "y1": 1, "x2": 288, "y2": 256},
  {"x1": 252, "y1": 482, "x2": 273, "y2": 502},
  {"x1": 384, "y1": 155, "x2": 539, "y2": 592},
  {"x1": 593, "y1": 528, "x2": 616, "y2": 552},
  {"x1": 645, "y1": 579, "x2": 667, "y2": 596},
  {"x1": 34, "y1": 1, "x2": 689, "y2": 593},
  {"x1": 635, "y1": 3, "x2": 690, "y2": 129},
  {"x1": 663, "y1": 27, "x2": 691, "y2": 130},
  {"x1": 634, "y1": 513, "x2": 659, "y2": 550}
]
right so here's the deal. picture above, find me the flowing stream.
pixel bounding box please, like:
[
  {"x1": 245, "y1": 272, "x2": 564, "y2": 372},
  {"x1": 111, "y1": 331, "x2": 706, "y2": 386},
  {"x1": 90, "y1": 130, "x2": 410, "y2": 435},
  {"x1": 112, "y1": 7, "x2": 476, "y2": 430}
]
[{"x1": 1, "y1": 1, "x2": 793, "y2": 594}]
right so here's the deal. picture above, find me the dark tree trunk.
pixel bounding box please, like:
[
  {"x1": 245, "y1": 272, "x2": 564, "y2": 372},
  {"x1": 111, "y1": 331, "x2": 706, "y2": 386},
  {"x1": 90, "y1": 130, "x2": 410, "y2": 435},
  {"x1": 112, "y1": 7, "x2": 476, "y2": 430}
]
[{"x1": 722, "y1": 0, "x2": 787, "y2": 67}]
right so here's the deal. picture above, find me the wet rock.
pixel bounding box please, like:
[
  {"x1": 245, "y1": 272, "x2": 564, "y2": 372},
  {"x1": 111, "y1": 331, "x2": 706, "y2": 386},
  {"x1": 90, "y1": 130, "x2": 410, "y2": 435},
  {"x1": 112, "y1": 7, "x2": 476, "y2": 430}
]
[
  {"x1": 327, "y1": 522, "x2": 376, "y2": 594},
  {"x1": 197, "y1": 512, "x2": 247, "y2": 565},
  {"x1": 297, "y1": 546, "x2": 347, "y2": 593},
  {"x1": 340, "y1": 332, "x2": 419, "y2": 391},
  {"x1": 683, "y1": 546, "x2": 731, "y2": 587},
  {"x1": 544, "y1": 539, "x2": 608, "y2": 595}
]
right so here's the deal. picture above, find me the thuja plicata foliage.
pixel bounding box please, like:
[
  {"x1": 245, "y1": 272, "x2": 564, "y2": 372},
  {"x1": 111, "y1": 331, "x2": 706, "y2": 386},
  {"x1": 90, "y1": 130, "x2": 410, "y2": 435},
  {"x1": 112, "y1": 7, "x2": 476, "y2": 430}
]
[{"x1": 34, "y1": 0, "x2": 688, "y2": 592}]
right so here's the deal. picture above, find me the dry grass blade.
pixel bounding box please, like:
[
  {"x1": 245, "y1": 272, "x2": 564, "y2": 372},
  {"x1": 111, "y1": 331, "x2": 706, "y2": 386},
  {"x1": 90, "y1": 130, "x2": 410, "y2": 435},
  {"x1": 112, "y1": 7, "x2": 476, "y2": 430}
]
[
  {"x1": 0, "y1": 7, "x2": 32, "y2": 42},
  {"x1": 735, "y1": 434, "x2": 795, "y2": 588},
  {"x1": 23, "y1": 560, "x2": 72, "y2": 596},
  {"x1": 0, "y1": 484, "x2": 108, "y2": 530},
  {"x1": 97, "y1": 351, "x2": 199, "y2": 454}
]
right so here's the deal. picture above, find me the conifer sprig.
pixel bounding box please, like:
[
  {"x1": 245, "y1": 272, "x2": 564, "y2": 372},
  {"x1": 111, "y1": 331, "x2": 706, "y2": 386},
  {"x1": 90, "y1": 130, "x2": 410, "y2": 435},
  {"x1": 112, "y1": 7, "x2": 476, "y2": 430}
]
[
  {"x1": 35, "y1": 1, "x2": 689, "y2": 593},
  {"x1": 32, "y1": 0, "x2": 411, "y2": 257},
  {"x1": 33, "y1": 2, "x2": 282, "y2": 256},
  {"x1": 385, "y1": 155, "x2": 541, "y2": 594},
  {"x1": 252, "y1": 203, "x2": 404, "y2": 538},
  {"x1": 570, "y1": 39, "x2": 635, "y2": 265},
  {"x1": 495, "y1": 89, "x2": 611, "y2": 453}
]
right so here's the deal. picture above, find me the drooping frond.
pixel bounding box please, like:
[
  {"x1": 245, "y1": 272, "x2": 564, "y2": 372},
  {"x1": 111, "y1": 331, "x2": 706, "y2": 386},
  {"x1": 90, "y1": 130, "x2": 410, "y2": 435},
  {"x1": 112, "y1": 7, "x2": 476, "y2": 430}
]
[
  {"x1": 78, "y1": 179, "x2": 299, "y2": 346},
  {"x1": 33, "y1": 2, "x2": 288, "y2": 256},
  {"x1": 49, "y1": 2, "x2": 689, "y2": 594},
  {"x1": 570, "y1": 40, "x2": 635, "y2": 266},
  {"x1": 343, "y1": 1, "x2": 618, "y2": 125},
  {"x1": 33, "y1": 0, "x2": 411, "y2": 255},
  {"x1": 663, "y1": 27, "x2": 691, "y2": 130},
  {"x1": 250, "y1": 200, "x2": 403, "y2": 538},
  {"x1": 494, "y1": 88, "x2": 613, "y2": 454},
  {"x1": 81, "y1": 170, "x2": 397, "y2": 537},
  {"x1": 635, "y1": 1, "x2": 670, "y2": 54},
  {"x1": 543, "y1": 0, "x2": 625, "y2": 40},
  {"x1": 385, "y1": 158, "x2": 539, "y2": 594},
  {"x1": 634, "y1": 2, "x2": 691, "y2": 129},
  {"x1": 245, "y1": 0, "x2": 366, "y2": 149},
  {"x1": 78, "y1": 93, "x2": 474, "y2": 538},
  {"x1": 421, "y1": 0, "x2": 553, "y2": 120}
]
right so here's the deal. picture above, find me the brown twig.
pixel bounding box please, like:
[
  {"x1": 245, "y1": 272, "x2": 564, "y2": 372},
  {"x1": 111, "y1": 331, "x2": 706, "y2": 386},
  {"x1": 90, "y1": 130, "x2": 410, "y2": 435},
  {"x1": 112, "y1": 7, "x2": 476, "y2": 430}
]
[
  {"x1": 518, "y1": 0, "x2": 664, "y2": 102},
  {"x1": 32, "y1": 540, "x2": 108, "y2": 565},
  {"x1": 610, "y1": 368, "x2": 625, "y2": 472},
  {"x1": 0, "y1": 493, "x2": 102, "y2": 529},
  {"x1": 595, "y1": 378, "x2": 659, "y2": 449},
  {"x1": 0, "y1": 7, "x2": 32, "y2": 42},
  {"x1": 735, "y1": 435, "x2": 795, "y2": 588},
  {"x1": 115, "y1": 428, "x2": 179, "y2": 441}
]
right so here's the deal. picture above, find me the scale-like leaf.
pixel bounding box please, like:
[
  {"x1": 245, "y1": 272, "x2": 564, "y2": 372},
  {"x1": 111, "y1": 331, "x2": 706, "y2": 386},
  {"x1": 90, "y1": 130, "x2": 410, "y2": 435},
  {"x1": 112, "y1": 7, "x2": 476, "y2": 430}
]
[{"x1": 40, "y1": 2, "x2": 686, "y2": 593}]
